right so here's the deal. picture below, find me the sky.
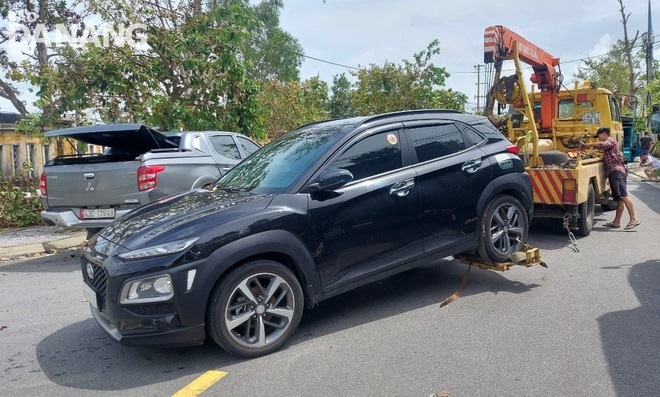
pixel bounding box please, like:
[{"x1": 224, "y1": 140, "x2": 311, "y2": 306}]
[
  {"x1": 278, "y1": 0, "x2": 656, "y2": 111},
  {"x1": 0, "y1": 0, "x2": 656, "y2": 115}
]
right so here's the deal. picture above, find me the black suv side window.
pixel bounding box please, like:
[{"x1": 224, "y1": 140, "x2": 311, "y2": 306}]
[
  {"x1": 329, "y1": 131, "x2": 402, "y2": 181},
  {"x1": 209, "y1": 135, "x2": 240, "y2": 160},
  {"x1": 407, "y1": 124, "x2": 467, "y2": 162}
]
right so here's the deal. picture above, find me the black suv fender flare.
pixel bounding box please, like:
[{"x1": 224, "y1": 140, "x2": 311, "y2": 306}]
[
  {"x1": 206, "y1": 230, "x2": 320, "y2": 308},
  {"x1": 476, "y1": 173, "x2": 534, "y2": 219}
]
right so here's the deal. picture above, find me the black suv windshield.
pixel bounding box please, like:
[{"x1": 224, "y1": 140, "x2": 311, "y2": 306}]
[{"x1": 214, "y1": 120, "x2": 359, "y2": 194}]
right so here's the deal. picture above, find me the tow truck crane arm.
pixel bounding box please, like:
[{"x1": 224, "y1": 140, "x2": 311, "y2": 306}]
[{"x1": 483, "y1": 25, "x2": 563, "y2": 132}]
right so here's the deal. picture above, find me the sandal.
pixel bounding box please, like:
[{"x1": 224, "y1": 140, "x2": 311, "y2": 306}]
[
  {"x1": 603, "y1": 222, "x2": 620, "y2": 228},
  {"x1": 624, "y1": 220, "x2": 641, "y2": 230}
]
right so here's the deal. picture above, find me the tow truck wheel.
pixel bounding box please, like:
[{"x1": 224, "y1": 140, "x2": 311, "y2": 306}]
[
  {"x1": 601, "y1": 200, "x2": 618, "y2": 211},
  {"x1": 207, "y1": 260, "x2": 304, "y2": 358},
  {"x1": 478, "y1": 195, "x2": 529, "y2": 263},
  {"x1": 538, "y1": 150, "x2": 569, "y2": 165},
  {"x1": 575, "y1": 184, "x2": 595, "y2": 236}
]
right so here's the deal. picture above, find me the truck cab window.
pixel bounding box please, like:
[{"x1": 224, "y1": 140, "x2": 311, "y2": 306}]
[
  {"x1": 558, "y1": 100, "x2": 574, "y2": 118},
  {"x1": 237, "y1": 136, "x2": 260, "y2": 157},
  {"x1": 209, "y1": 135, "x2": 240, "y2": 160},
  {"x1": 609, "y1": 96, "x2": 622, "y2": 122}
]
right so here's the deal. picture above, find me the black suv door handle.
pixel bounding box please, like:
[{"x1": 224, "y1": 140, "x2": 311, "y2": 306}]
[
  {"x1": 389, "y1": 178, "x2": 415, "y2": 197},
  {"x1": 461, "y1": 158, "x2": 482, "y2": 174}
]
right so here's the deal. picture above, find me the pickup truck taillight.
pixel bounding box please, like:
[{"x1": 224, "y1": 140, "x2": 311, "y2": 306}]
[
  {"x1": 505, "y1": 145, "x2": 519, "y2": 155},
  {"x1": 138, "y1": 165, "x2": 166, "y2": 191},
  {"x1": 40, "y1": 172, "x2": 47, "y2": 196}
]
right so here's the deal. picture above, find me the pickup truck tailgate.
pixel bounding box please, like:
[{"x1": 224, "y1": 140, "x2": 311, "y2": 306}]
[{"x1": 44, "y1": 161, "x2": 141, "y2": 208}]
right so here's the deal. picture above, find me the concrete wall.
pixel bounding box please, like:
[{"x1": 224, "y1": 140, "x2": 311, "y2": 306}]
[{"x1": 0, "y1": 125, "x2": 102, "y2": 180}]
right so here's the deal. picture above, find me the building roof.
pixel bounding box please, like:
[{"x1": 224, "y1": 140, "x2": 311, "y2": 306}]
[{"x1": 0, "y1": 111, "x2": 24, "y2": 124}]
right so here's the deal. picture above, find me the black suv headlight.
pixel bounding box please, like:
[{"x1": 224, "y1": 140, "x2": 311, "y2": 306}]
[{"x1": 117, "y1": 238, "x2": 199, "y2": 260}]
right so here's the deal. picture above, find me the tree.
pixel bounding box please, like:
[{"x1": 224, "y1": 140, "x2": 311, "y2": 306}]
[
  {"x1": 43, "y1": 0, "x2": 264, "y2": 136},
  {"x1": 257, "y1": 77, "x2": 330, "y2": 139},
  {"x1": 244, "y1": 0, "x2": 303, "y2": 82},
  {"x1": 350, "y1": 40, "x2": 467, "y2": 115},
  {"x1": 575, "y1": 42, "x2": 637, "y2": 96},
  {"x1": 617, "y1": 0, "x2": 640, "y2": 102},
  {"x1": 329, "y1": 73, "x2": 357, "y2": 119},
  {"x1": 208, "y1": 0, "x2": 303, "y2": 83},
  {"x1": 575, "y1": 0, "x2": 645, "y2": 113},
  {"x1": 0, "y1": 0, "x2": 85, "y2": 118}
]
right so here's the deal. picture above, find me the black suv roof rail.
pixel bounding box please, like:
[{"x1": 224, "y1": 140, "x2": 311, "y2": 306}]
[{"x1": 359, "y1": 109, "x2": 462, "y2": 126}]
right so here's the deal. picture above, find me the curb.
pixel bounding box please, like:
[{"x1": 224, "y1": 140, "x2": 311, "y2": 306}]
[{"x1": 0, "y1": 234, "x2": 86, "y2": 262}]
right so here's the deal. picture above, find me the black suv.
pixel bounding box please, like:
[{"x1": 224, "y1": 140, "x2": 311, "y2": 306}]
[{"x1": 81, "y1": 110, "x2": 533, "y2": 358}]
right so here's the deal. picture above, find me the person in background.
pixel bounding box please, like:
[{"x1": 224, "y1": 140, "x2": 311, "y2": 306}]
[
  {"x1": 583, "y1": 127, "x2": 641, "y2": 230},
  {"x1": 640, "y1": 131, "x2": 653, "y2": 152},
  {"x1": 639, "y1": 150, "x2": 660, "y2": 182}
]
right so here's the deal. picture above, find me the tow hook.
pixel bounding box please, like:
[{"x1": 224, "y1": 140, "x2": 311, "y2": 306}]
[
  {"x1": 440, "y1": 245, "x2": 547, "y2": 307},
  {"x1": 562, "y1": 214, "x2": 580, "y2": 253}
]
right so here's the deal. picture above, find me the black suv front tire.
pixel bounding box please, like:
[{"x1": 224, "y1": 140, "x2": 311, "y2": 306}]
[{"x1": 207, "y1": 260, "x2": 304, "y2": 358}]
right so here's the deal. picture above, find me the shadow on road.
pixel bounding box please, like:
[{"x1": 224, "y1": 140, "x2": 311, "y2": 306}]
[
  {"x1": 1, "y1": 250, "x2": 81, "y2": 273},
  {"x1": 34, "y1": 319, "x2": 242, "y2": 391},
  {"x1": 629, "y1": 179, "x2": 660, "y2": 217},
  {"x1": 294, "y1": 259, "x2": 543, "y2": 342},
  {"x1": 598, "y1": 259, "x2": 660, "y2": 397},
  {"x1": 34, "y1": 256, "x2": 545, "y2": 391}
]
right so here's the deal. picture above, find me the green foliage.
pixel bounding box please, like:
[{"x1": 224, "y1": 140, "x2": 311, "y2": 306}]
[
  {"x1": 575, "y1": 41, "x2": 644, "y2": 101},
  {"x1": 0, "y1": 0, "x2": 86, "y2": 119},
  {"x1": 632, "y1": 116, "x2": 647, "y2": 133},
  {"x1": 329, "y1": 73, "x2": 357, "y2": 119},
  {"x1": 242, "y1": 0, "x2": 303, "y2": 82},
  {"x1": 41, "y1": 1, "x2": 265, "y2": 138},
  {"x1": 0, "y1": 180, "x2": 43, "y2": 228},
  {"x1": 258, "y1": 78, "x2": 330, "y2": 139},
  {"x1": 350, "y1": 40, "x2": 467, "y2": 115}
]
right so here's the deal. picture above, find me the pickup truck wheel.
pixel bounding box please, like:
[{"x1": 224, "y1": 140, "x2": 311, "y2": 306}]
[
  {"x1": 207, "y1": 260, "x2": 304, "y2": 358},
  {"x1": 478, "y1": 195, "x2": 529, "y2": 263},
  {"x1": 575, "y1": 184, "x2": 595, "y2": 236}
]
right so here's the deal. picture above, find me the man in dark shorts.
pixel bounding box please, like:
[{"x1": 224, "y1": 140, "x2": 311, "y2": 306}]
[{"x1": 583, "y1": 127, "x2": 641, "y2": 230}]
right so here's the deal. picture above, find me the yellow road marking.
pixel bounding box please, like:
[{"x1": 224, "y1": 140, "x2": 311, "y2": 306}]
[{"x1": 172, "y1": 370, "x2": 228, "y2": 397}]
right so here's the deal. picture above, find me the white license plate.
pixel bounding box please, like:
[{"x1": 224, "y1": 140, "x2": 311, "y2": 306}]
[
  {"x1": 82, "y1": 283, "x2": 98, "y2": 309},
  {"x1": 81, "y1": 208, "x2": 115, "y2": 219}
]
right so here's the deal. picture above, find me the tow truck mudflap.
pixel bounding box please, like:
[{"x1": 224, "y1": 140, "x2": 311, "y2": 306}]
[{"x1": 440, "y1": 245, "x2": 546, "y2": 307}]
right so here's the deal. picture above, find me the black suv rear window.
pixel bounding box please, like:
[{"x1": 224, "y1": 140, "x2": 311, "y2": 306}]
[{"x1": 407, "y1": 124, "x2": 466, "y2": 162}]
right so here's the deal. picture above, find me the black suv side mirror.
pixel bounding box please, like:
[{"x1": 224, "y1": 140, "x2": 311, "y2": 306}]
[{"x1": 309, "y1": 169, "x2": 353, "y2": 192}]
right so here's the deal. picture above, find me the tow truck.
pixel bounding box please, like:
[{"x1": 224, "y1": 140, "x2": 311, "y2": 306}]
[{"x1": 483, "y1": 25, "x2": 624, "y2": 238}]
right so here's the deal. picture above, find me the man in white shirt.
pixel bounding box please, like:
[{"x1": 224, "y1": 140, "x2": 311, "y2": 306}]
[{"x1": 640, "y1": 150, "x2": 660, "y2": 181}]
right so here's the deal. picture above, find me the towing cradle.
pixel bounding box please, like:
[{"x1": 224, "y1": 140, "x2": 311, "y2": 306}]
[
  {"x1": 440, "y1": 245, "x2": 546, "y2": 307},
  {"x1": 454, "y1": 244, "x2": 547, "y2": 272}
]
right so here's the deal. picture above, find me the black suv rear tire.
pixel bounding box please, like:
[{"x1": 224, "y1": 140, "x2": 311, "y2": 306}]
[{"x1": 478, "y1": 195, "x2": 529, "y2": 262}]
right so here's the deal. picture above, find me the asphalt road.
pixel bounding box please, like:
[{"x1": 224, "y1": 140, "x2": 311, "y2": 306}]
[{"x1": 1, "y1": 178, "x2": 658, "y2": 397}]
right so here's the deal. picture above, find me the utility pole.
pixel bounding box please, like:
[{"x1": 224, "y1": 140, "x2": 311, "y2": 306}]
[
  {"x1": 647, "y1": 0, "x2": 654, "y2": 129},
  {"x1": 474, "y1": 64, "x2": 483, "y2": 114}
]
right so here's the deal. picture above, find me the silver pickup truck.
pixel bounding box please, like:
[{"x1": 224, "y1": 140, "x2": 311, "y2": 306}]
[{"x1": 39, "y1": 123, "x2": 260, "y2": 237}]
